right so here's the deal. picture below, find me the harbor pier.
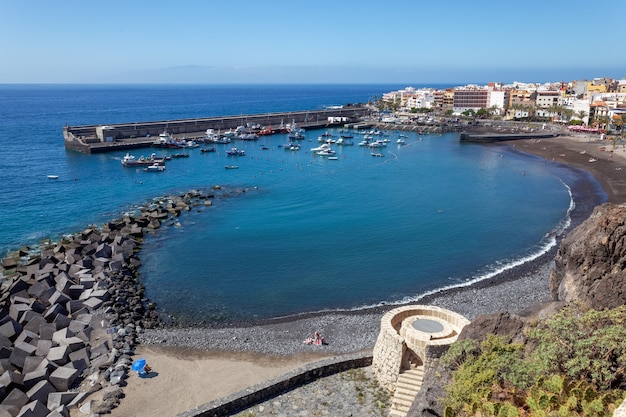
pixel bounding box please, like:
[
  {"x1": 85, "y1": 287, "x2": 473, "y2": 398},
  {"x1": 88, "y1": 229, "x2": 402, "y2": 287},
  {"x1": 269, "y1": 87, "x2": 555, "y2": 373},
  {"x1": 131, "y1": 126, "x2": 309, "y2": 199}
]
[
  {"x1": 459, "y1": 132, "x2": 560, "y2": 143},
  {"x1": 63, "y1": 106, "x2": 368, "y2": 153}
]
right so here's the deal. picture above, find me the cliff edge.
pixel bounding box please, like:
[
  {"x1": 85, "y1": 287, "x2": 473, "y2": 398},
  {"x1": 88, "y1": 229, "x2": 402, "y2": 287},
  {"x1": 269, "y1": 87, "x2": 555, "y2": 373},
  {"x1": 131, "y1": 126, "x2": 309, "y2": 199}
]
[
  {"x1": 551, "y1": 202, "x2": 626, "y2": 309},
  {"x1": 409, "y1": 202, "x2": 626, "y2": 417}
]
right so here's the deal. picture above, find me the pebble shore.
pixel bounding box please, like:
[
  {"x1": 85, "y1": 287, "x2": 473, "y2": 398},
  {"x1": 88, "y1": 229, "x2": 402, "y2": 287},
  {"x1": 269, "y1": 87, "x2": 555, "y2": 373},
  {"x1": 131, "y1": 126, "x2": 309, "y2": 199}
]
[{"x1": 139, "y1": 259, "x2": 553, "y2": 357}]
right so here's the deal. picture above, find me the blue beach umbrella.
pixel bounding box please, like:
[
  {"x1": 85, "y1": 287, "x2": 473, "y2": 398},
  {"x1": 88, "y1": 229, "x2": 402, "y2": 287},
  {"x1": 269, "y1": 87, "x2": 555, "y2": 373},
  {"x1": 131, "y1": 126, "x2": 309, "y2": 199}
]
[{"x1": 131, "y1": 358, "x2": 146, "y2": 372}]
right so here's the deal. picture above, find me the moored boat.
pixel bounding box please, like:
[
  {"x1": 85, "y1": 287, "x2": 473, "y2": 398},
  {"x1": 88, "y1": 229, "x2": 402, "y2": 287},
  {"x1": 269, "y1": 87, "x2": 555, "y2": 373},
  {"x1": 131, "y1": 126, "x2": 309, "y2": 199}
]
[
  {"x1": 121, "y1": 153, "x2": 166, "y2": 167},
  {"x1": 226, "y1": 147, "x2": 246, "y2": 156},
  {"x1": 144, "y1": 163, "x2": 166, "y2": 172},
  {"x1": 368, "y1": 140, "x2": 387, "y2": 148},
  {"x1": 315, "y1": 148, "x2": 337, "y2": 157},
  {"x1": 336, "y1": 137, "x2": 354, "y2": 146}
]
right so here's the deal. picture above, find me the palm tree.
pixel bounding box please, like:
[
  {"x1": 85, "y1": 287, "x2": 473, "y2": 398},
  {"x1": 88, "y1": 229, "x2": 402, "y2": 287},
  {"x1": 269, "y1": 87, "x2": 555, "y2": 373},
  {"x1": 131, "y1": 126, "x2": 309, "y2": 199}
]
[
  {"x1": 524, "y1": 104, "x2": 537, "y2": 121},
  {"x1": 576, "y1": 110, "x2": 588, "y2": 124},
  {"x1": 562, "y1": 108, "x2": 574, "y2": 123}
]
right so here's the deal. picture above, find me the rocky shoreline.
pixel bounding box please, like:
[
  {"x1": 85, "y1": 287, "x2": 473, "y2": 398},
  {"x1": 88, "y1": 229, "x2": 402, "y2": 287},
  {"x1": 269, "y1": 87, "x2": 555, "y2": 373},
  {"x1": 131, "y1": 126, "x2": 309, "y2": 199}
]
[{"x1": 0, "y1": 187, "x2": 248, "y2": 416}]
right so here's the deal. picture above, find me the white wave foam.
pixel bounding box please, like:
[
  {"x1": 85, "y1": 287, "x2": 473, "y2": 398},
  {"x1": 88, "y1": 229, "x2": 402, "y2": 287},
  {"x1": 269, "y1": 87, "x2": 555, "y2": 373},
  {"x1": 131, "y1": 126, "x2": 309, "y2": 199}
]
[{"x1": 336, "y1": 180, "x2": 576, "y2": 313}]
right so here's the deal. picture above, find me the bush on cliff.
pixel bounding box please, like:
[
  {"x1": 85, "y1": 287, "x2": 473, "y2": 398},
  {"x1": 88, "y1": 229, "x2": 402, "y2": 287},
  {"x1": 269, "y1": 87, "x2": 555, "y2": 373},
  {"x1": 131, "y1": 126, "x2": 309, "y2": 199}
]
[{"x1": 440, "y1": 305, "x2": 626, "y2": 416}]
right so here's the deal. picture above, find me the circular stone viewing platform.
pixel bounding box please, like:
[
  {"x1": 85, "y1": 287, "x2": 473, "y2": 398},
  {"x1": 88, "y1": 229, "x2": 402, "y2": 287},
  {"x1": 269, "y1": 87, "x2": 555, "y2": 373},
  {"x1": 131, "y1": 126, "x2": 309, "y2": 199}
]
[
  {"x1": 372, "y1": 305, "x2": 470, "y2": 391},
  {"x1": 411, "y1": 317, "x2": 446, "y2": 333}
]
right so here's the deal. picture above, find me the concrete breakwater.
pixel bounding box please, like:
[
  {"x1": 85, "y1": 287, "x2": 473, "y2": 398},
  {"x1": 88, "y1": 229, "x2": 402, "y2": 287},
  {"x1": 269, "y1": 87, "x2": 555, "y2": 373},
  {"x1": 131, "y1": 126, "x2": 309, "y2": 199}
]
[
  {"x1": 63, "y1": 106, "x2": 368, "y2": 154},
  {"x1": 459, "y1": 132, "x2": 560, "y2": 143},
  {"x1": 0, "y1": 187, "x2": 234, "y2": 416}
]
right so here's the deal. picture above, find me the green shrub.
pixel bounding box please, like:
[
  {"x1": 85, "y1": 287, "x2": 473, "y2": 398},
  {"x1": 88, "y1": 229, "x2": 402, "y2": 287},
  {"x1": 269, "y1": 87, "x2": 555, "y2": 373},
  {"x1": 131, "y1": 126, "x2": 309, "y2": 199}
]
[{"x1": 441, "y1": 305, "x2": 626, "y2": 416}]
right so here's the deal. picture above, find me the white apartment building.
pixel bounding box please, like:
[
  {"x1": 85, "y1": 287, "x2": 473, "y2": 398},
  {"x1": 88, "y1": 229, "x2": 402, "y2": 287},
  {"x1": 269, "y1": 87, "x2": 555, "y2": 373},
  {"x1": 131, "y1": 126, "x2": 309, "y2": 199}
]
[
  {"x1": 382, "y1": 87, "x2": 435, "y2": 110},
  {"x1": 404, "y1": 91, "x2": 435, "y2": 109}
]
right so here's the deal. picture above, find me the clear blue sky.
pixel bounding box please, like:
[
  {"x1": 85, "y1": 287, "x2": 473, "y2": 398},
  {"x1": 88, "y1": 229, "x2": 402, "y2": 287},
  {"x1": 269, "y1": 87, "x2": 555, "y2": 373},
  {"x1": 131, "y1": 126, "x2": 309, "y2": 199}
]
[{"x1": 1, "y1": 0, "x2": 624, "y2": 84}]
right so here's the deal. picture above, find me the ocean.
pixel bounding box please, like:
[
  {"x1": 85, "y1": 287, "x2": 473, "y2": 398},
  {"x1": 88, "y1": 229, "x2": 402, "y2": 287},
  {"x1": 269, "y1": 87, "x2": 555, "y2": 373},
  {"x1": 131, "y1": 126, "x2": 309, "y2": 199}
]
[{"x1": 0, "y1": 84, "x2": 595, "y2": 323}]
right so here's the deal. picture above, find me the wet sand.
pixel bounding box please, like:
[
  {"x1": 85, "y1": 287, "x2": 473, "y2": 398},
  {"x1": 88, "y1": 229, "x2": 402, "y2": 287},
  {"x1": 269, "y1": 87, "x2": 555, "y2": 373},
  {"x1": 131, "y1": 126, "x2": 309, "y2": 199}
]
[{"x1": 104, "y1": 133, "x2": 626, "y2": 417}]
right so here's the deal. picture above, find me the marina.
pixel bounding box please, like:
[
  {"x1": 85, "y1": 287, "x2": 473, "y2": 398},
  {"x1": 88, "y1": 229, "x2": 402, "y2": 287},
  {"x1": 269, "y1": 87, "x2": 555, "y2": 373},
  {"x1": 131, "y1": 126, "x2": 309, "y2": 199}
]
[{"x1": 63, "y1": 106, "x2": 368, "y2": 154}]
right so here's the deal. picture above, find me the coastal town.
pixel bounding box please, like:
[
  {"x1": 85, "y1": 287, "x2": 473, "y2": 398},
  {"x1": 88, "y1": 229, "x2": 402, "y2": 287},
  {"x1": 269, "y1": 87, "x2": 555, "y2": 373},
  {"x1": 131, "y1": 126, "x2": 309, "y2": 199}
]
[{"x1": 376, "y1": 77, "x2": 626, "y2": 136}]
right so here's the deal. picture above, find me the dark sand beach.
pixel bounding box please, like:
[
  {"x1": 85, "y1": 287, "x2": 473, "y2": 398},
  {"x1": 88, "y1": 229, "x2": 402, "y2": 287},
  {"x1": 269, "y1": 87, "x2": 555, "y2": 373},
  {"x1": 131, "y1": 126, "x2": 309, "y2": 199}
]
[{"x1": 104, "y1": 133, "x2": 626, "y2": 417}]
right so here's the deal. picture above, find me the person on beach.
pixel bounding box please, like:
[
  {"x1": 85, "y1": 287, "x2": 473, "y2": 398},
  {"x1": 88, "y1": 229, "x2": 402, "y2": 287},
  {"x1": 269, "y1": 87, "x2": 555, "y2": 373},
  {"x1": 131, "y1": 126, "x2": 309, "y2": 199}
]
[{"x1": 303, "y1": 331, "x2": 326, "y2": 345}]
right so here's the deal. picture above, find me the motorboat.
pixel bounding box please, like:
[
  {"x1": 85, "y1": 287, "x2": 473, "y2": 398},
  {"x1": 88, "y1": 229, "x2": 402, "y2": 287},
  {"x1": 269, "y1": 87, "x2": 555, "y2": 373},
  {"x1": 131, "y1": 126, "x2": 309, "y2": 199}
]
[
  {"x1": 397, "y1": 138, "x2": 406, "y2": 145},
  {"x1": 336, "y1": 137, "x2": 354, "y2": 146},
  {"x1": 121, "y1": 153, "x2": 166, "y2": 167},
  {"x1": 223, "y1": 128, "x2": 238, "y2": 138},
  {"x1": 284, "y1": 143, "x2": 301, "y2": 151},
  {"x1": 226, "y1": 147, "x2": 246, "y2": 156},
  {"x1": 287, "y1": 122, "x2": 306, "y2": 140},
  {"x1": 225, "y1": 165, "x2": 239, "y2": 169},
  {"x1": 371, "y1": 152, "x2": 385, "y2": 157},
  {"x1": 311, "y1": 143, "x2": 331, "y2": 152},
  {"x1": 315, "y1": 148, "x2": 337, "y2": 157},
  {"x1": 144, "y1": 163, "x2": 166, "y2": 172},
  {"x1": 237, "y1": 132, "x2": 259, "y2": 140},
  {"x1": 288, "y1": 129, "x2": 305, "y2": 140},
  {"x1": 153, "y1": 131, "x2": 185, "y2": 149},
  {"x1": 47, "y1": 175, "x2": 59, "y2": 180},
  {"x1": 368, "y1": 140, "x2": 387, "y2": 148},
  {"x1": 201, "y1": 147, "x2": 217, "y2": 153}
]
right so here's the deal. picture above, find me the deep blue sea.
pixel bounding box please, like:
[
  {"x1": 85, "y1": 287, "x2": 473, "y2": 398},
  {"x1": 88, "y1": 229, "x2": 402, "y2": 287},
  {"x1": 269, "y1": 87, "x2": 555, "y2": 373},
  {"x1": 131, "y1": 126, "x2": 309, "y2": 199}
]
[{"x1": 0, "y1": 84, "x2": 589, "y2": 323}]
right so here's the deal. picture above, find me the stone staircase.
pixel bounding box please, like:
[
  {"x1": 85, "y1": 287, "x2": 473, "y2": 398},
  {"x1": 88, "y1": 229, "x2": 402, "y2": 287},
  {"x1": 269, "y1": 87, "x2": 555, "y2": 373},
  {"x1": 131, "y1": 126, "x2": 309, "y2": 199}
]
[{"x1": 389, "y1": 365, "x2": 424, "y2": 417}]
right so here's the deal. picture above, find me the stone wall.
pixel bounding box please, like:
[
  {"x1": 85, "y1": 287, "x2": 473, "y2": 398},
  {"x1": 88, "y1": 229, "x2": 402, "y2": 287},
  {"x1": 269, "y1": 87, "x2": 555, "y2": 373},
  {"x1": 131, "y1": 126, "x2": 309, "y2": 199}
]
[
  {"x1": 372, "y1": 305, "x2": 470, "y2": 391},
  {"x1": 174, "y1": 352, "x2": 372, "y2": 417}
]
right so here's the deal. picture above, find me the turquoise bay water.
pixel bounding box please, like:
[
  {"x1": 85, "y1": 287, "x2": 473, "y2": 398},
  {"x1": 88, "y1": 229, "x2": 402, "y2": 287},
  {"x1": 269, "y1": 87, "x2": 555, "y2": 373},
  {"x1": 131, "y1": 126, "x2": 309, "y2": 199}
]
[
  {"x1": 136, "y1": 131, "x2": 574, "y2": 322},
  {"x1": 0, "y1": 84, "x2": 590, "y2": 323}
]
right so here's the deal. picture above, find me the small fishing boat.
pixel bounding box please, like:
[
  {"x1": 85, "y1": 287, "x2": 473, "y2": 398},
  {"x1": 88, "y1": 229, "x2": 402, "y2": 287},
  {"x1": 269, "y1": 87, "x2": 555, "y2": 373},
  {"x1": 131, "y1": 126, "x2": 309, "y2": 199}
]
[
  {"x1": 315, "y1": 148, "x2": 337, "y2": 157},
  {"x1": 368, "y1": 140, "x2": 387, "y2": 148},
  {"x1": 144, "y1": 163, "x2": 166, "y2": 172},
  {"x1": 121, "y1": 153, "x2": 166, "y2": 167},
  {"x1": 225, "y1": 165, "x2": 239, "y2": 169},
  {"x1": 226, "y1": 147, "x2": 245, "y2": 156}
]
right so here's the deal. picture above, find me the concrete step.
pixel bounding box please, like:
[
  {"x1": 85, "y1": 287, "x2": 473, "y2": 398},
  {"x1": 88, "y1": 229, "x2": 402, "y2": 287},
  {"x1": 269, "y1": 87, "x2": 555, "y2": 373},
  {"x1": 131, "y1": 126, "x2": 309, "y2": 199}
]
[
  {"x1": 389, "y1": 366, "x2": 425, "y2": 417},
  {"x1": 389, "y1": 409, "x2": 406, "y2": 417},
  {"x1": 398, "y1": 372, "x2": 423, "y2": 383}
]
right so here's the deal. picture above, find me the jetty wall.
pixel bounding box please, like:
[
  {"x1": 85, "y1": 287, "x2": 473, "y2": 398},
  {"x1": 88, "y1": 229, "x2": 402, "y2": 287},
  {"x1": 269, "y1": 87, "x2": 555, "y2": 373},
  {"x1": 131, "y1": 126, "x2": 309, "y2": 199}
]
[
  {"x1": 459, "y1": 132, "x2": 559, "y2": 143},
  {"x1": 63, "y1": 107, "x2": 369, "y2": 154}
]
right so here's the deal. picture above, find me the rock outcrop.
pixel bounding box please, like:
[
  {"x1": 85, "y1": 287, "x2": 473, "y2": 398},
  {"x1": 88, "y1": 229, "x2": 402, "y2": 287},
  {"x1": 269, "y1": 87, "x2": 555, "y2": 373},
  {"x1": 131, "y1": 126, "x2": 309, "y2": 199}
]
[
  {"x1": 551, "y1": 202, "x2": 626, "y2": 309},
  {"x1": 408, "y1": 312, "x2": 529, "y2": 417}
]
